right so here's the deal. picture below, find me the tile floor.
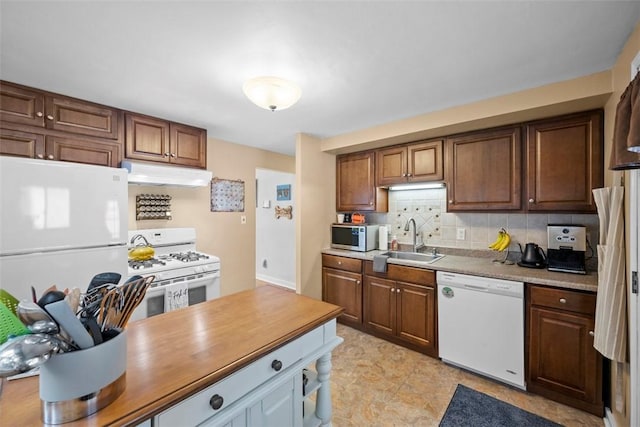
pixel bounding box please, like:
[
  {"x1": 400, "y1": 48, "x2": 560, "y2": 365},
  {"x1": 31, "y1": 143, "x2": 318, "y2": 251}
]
[{"x1": 328, "y1": 323, "x2": 603, "y2": 427}]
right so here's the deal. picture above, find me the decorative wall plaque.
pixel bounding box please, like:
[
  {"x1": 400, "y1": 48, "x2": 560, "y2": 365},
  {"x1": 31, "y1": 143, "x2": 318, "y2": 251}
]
[{"x1": 210, "y1": 177, "x2": 245, "y2": 212}]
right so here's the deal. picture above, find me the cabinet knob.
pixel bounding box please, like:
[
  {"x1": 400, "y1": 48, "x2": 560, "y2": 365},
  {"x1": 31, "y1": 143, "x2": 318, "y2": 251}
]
[
  {"x1": 36, "y1": 154, "x2": 44, "y2": 159},
  {"x1": 36, "y1": 112, "x2": 43, "y2": 117},
  {"x1": 449, "y1": 200, "x2": 453, "y2": 203},
  {"x1": 209, "y1": 394, "x2": 224, "y2": 410},
  {"x1": 46, "y1": 114, "x2": 54, "y2": 121},
  {"x1": 337, "y1": 261, "x2": 342, "y2": 265},
  {"x1": 369, "y1": 202, "x2": 373, "y2": 206},
  {"x1": 170, "y1": 153, "x2": 176, "y2": 157},
  {"x1": 356, "y1": 280, "x2": 360, "y2": 285},
  {"x1": 402, "y1": 173, "x2": 407, "y2": 177},
  {"x1": 407, "y1": 173, "x2": 412, "y2": 177},
  {"x1": 589, "y1": 330, "x2": 594, "y2": 336},
  {"x1": 271, "y1": 359, "x2": 283, "y2": 371},
  {"x1": 47, "y1": 154, "x2": 54, "y2": 160},
  {"x1": 164, "y1": 152, "x2": 170, "y2": 157},
  {"x1": 396, "y1": 288, "x2": 401, "y2": 293},
  {"x1": 559, "y1": 298, "x2": 567, "y2": 304},
  {"x1": 529, "y1": 198, "x2": 535, "y2": 203},
  {"x1": 391, "y1": 288, "x2": 395, "y2": 292}
]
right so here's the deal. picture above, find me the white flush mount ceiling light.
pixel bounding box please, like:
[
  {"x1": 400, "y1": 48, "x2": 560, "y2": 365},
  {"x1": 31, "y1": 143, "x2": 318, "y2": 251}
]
[{"x1": 242, "y1": 76, "x2": 301, "y2": 112}]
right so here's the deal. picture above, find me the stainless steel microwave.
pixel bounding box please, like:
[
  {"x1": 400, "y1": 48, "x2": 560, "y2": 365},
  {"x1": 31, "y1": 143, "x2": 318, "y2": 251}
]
[{"x1": 331, "y1": 224, "x2": 379, "y2": 252}]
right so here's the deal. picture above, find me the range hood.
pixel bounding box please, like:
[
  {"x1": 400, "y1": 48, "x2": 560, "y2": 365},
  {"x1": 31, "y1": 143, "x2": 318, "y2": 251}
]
[{"x1": 121, "y1": 160, "x2": 212, "y2": 187}]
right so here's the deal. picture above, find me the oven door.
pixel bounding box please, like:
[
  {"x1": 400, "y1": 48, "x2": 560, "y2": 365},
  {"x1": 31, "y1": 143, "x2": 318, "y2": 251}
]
[{"x1": 128, "y1": 271, "x2": 220, "y2": 323}]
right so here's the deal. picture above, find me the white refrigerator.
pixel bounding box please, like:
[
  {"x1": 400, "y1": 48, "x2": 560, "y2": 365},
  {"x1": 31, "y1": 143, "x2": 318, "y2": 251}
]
[{"x1": 0, "y1": 157, "x2": 129, "y2": 301}]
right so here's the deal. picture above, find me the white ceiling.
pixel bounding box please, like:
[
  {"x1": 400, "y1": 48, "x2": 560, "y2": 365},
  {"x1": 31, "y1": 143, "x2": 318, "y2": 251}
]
[{"x1": 1, "y1": 1, "x2": 639, "y2": 156}]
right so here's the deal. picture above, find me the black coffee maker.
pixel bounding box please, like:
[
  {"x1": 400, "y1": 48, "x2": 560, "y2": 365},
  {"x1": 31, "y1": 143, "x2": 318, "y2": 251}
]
[{"x1": 546, "y1": 224, "x2": 587, "y2": 274}]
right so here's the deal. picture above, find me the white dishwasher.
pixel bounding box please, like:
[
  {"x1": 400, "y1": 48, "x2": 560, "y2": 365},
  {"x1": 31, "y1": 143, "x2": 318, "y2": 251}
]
[{"x1": 437, "y1": 271, "x2": 525, "y2": 389}]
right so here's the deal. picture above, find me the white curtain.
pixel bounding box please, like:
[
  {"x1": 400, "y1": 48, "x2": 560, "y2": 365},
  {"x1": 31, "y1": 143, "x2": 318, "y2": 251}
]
[{"x1": 593, "y1": 186, "x2": 627, "y2": 412}]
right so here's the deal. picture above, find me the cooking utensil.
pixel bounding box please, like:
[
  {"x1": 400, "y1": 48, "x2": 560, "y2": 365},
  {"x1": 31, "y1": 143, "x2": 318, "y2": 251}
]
[
  {"x1": 37, "y1": 290, "x2": 66, "y2": 309},
  {"x1": 17, "y1": 301, "x2": 78, "y2": 352},
  {"x1": 0, "y1": 334, "x2": 60, "y2": 378},
  {"x1": 45, "y1": 300, "x2": 94, "y2": 349},
  {"x1": 88, "y1": 272, "x2": 122, "y2": 292},
  {"x1": 64, "y1": 287, "x2": 81, "y2": 314},
  {"x1": 98, "y1": 276, "x2": 153, "y2": 331},
  {"x1": 0, "y1": 302, "x2": 30, "y2": 345}
]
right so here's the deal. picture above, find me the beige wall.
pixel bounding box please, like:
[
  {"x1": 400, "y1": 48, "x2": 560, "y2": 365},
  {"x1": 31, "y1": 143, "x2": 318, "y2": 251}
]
[
  {"x1": 603, "y1": 19, "x2": 640, "y2": 427},
  {"x1": 295, "y1": 133, "x2": 336, "y2": 299},
  {"x1": 128, "y1": 137, "x2": 294, "y2": 297}
]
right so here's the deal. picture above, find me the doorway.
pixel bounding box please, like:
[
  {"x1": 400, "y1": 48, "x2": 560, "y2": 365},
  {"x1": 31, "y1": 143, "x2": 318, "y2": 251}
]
[{"x1": 255, "y1": 168, "x2": 296, "y2": 290}]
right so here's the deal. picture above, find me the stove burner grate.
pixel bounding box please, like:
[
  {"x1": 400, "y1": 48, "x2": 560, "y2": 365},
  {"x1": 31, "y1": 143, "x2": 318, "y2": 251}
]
[
  {"x1": 166, "y1": 251, "x2": 210, "y2": 262},
  {"x1": 129, "y1": 258, "x2": 166, "y2": 270}
]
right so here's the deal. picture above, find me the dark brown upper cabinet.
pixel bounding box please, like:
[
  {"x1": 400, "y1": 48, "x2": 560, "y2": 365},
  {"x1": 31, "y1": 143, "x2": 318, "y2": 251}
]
[
  {"x1": 376, "y1": 139, "x2": 443, "y2": 186},
  {"x1": 125, "y1": 113, "x2": 206, "y2": 169},
  {"x1": 336, "y1": 151, "x2": 388, "y2": 212},
  {"x1": 525, "y1": 111, "x2": 603, "y2": 213},
  {"x1": 445, "y1": 126, "x2": 522, "y2": 211}
]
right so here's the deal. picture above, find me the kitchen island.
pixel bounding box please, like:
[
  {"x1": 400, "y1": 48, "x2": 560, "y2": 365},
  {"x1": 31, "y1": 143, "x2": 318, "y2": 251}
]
[{"x1": 0, "y1": 286, "x2": 343, "y2": 426}]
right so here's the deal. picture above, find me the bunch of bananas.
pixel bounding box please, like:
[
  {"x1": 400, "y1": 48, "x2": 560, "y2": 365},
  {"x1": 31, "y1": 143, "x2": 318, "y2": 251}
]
[{"x1": 489, "y1": 228, "x2": 511, "y2": 252}]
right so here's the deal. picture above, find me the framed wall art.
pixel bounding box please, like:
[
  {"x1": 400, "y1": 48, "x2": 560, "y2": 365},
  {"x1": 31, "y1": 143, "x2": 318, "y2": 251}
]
[
  {"x1": 211, "y1": 177, "x2": 245, "y2": 212},
  {"x1": 276, "y1": 184, "x2": 291, "y2": 201}
]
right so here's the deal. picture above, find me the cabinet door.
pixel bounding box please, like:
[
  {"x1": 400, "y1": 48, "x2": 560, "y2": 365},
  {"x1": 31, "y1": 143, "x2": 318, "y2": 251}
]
[
  {"x1": 125, "y1": 113, "x2": 171, "y2": 163},
  {"x1": 446, "y1": 127, "x2": 522, "y2": 211},
  {"x1": 46, "y1": 135, "x2": 121, "y2": 167},
  {"x1": 46, "y1": 96, "x2": 120, "y2": 139},
  {"x1": 528, "y1": 306, "x2": 602, "y2": 415},
  {"x1": 396, "y1": 282, "x2": 437, "y2": 355},
  {"x1": 0, "y1": 127, "x2": 45, "y2": 159},
  {"x1": 322, "y1": 267, "x2": 362, "y2": 328},
  {"x1": 364, "y1": 276, "x2": 395, "y2": 336},
  {"x1": 0, "y1": 81, "x2": 45, "y2": 127},
  {"x1": 408, "y1": 139, "x2": 443, "y2": 182},
  {"x1": 170, "y1": 123, "x2": 206, "y2": 168},
  {"x1": 248, "y1": 377, "x2": 298, "y2": 427},
  {"x1": 526, "y1": 111, "x2": 603, "y2": 212},
  {"x1": 336, "y1": 151, "x2": 387, "y2": 212},
  {"x1": 376, "y1": 145, "x2": 407, "y2": 186}
]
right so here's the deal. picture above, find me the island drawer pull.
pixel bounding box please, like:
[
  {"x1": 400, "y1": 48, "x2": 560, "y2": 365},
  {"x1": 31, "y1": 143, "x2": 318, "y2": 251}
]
[
  {"x1": 271, "y1": 359, "x2": 283, "y2": 371},
  {"x1": 209, "y1": 394, "x2": 224, "y2": 410}
]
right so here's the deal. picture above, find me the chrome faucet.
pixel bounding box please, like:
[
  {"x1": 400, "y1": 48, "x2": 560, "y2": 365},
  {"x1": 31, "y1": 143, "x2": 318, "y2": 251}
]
[{"x1": 404, "y1": 218, "x2": 418, "y2": 252}]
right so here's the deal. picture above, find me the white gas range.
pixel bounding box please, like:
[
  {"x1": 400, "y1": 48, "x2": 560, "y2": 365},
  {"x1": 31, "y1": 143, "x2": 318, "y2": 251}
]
[{"x1": 127, "y1": 228, "x2": 220, "y2": 322}]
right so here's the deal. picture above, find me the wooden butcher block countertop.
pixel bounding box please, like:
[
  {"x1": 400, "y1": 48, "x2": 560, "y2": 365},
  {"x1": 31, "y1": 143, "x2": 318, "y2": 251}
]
[{"x1": 0, "y1": 286, "x2": 343, "y2": 426}]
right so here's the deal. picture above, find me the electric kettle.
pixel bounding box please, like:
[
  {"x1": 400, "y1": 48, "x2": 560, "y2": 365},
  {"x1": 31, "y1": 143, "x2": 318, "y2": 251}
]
[{"x1": 518, "y1": 243, "x2": 546, "y2": 268}]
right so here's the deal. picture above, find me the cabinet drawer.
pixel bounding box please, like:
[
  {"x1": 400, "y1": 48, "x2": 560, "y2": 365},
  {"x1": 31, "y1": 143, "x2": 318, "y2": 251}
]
[
  {"x1": 156, "y1": 333, "x2": 305, "y2": 426},
  {"x1": 529, "y1": 285, "x2": 596, "y2": 315},
  {"x1": 322, "y1": 254, "x2": 362, "y2": 273}
]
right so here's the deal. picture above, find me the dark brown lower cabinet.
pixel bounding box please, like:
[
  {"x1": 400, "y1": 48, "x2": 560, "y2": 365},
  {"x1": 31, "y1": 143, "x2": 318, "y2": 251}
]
[
  {"x1": 321, "y1": 254, "x2": 363, "y2": 329},
  {"x1": 527, "y1": 284, "x2": 603, "y2": 416},
  {"x1": 364, "y1": 262, "x2": 437, "y2": 357}
]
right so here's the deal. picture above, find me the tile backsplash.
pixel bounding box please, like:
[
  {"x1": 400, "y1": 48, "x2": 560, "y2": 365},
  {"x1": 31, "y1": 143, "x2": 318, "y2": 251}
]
[{"x1": 366, "y1": 188, "x2": 599, "y2": 254}]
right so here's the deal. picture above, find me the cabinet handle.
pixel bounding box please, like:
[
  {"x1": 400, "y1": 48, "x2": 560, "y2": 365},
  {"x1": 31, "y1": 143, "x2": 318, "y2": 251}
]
[
  {"x1": 271, "y1": 359, "x2": 283, "y2": 372},
  {"x1": 46, "y1": 114, "x2": 54, "y2": 121},
  {"x1": 47, "y1": 154, "x2": 54, "y2": 160},
  {"x1": 209, "y1": 394, "x2": 224, "y2": 410},
  {"x1": 529, "y1": 198, "x2": 535, "y2": 203},
  {"x1": 36, "y1": 154, "x2": 44, "y2": 159},
  {"x1": 337, "y1": 261, "x2": 342, "y2": 265},
  {"x1": 559, "y1": 298, "x2": 567, "y2": 304},
  {"x1": 36, "y1": 112, "x2": 43, "y2": 117},
  {"x1": 589, "y1": 330, "x2": 594, "y2": 336}
]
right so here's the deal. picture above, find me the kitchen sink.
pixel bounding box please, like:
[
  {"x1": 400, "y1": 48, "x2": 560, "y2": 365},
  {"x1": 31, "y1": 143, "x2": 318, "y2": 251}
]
[{"x1": 382, "y1": 251, "x2": 445, "y2": 264}]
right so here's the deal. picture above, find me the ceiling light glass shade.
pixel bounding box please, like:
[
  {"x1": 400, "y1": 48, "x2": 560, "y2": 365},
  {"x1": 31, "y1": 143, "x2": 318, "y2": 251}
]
[{"x1": 243, "y1": 76, "x2": 301, "y2": 112}]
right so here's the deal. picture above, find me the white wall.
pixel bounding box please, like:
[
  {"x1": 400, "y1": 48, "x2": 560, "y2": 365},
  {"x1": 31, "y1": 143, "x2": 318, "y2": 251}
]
[{"x1": 255, "y1": 168, "x2": 295, "y2": 289}]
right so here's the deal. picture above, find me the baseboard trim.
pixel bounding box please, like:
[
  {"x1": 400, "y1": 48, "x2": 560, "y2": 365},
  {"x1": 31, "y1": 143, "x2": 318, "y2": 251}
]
[{"x1": 256, "y1": 274, "x2": 295, "y2": 290}]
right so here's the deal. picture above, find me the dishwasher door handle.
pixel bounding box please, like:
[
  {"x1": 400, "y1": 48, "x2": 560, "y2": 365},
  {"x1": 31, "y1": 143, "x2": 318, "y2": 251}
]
[{"x1": 464, "y1": 284, "x2": 489, "y2": 292}]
